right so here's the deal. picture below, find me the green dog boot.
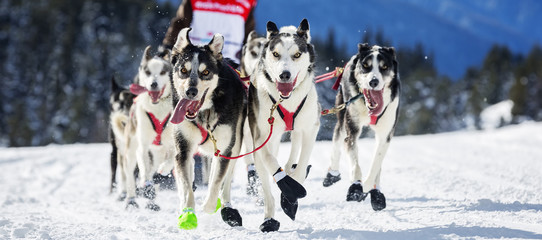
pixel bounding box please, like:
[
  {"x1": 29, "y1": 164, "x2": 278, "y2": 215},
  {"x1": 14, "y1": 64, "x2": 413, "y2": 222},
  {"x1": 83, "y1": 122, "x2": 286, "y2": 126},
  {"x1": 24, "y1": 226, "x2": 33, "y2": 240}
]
[
  {"x1": 178, "y1": 208, "x2": 198, "y2": 230},
  {"x1": 215, "y1": 198, "x2": 222, "y2": 213}
]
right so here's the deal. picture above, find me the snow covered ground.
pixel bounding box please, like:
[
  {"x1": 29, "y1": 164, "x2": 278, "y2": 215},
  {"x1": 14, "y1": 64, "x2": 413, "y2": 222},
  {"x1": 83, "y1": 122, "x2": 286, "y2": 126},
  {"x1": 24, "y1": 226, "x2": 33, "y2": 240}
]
[{"x1": 1, "y1": 122, "x2": 542, "y2": 239}]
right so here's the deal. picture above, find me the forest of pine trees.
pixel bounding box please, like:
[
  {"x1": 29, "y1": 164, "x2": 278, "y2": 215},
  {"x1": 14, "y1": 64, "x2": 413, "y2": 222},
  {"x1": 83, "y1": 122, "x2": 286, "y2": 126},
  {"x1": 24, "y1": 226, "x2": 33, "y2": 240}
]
[{"x1": 1, "y1": 1, "x2": 541, "y2": 147}]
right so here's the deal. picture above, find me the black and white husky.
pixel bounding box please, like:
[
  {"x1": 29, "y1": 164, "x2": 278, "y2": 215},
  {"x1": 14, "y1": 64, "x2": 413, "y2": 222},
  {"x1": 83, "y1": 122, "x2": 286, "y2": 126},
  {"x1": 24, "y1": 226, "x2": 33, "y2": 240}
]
[
  {"x1": 115, "y1": 46, "x2": 175, "y2": 210},
  {"x1": 109, "y1": 77, "x2": 135, "y2": 194},
  {"x1": 248, "y1": 19, "x2": 320, "y2": 232},
  {"x1": 322, "y1": 43, "x2": 400, "y2": 211},
  {"x1": 169, "y1": 28, "x2": 245, "y2": 229}
]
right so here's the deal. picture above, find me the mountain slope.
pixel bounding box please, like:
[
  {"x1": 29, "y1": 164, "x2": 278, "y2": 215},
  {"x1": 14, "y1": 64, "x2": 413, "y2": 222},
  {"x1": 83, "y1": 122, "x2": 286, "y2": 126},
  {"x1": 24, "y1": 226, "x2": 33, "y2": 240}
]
[{"x1": 254, "y1": 0, "x2": 542, "y2": 79}]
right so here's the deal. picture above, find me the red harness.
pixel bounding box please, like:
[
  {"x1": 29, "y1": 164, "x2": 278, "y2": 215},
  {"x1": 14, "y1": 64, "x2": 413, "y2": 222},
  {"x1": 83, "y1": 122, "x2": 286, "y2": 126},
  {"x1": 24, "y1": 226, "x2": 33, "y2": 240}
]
[
  {"x1": 146, "y1": 112, "x2": 170, "y2": 146},
  {"x1": 269, "y1": 95, "x2": 308, "y2": 131}
]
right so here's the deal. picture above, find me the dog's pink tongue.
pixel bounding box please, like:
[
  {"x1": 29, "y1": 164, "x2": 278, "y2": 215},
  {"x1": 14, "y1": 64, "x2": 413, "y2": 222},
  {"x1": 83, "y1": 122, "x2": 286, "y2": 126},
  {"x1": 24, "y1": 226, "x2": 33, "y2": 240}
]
[
  {"x1": 130, "y1": 84, "x2": 147, "y2": 95},
  {"x1": 367, "y1": 90, "x2": 384, "y2": 116},
  {"x1": 148, "y1": 91, "x2": 161, "y2": 103},
  {"x1": 277, "y1": 82, "x2": 294, "y2": 97},
  {"x1": 171, "y1": 99, "x2": 191, "y2": 124}
]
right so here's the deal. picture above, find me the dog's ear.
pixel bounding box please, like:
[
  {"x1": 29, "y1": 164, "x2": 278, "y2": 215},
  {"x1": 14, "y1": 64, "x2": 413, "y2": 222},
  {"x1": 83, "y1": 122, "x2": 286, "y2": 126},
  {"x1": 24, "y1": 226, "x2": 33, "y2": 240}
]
[
  {"x1": 358, "y1": 43, "x2": 371, "y2": 53},
  {"x1": 297, "y1": 18, "x2": 311, "y2": 42},
  {"x1": 111, "y1": 76, "x2": 121, "y2": 93},
  {"x1": 142, "y1": 45, "x2": 152, "y2": 63},
  {"x1": 174, "y1": 28, "x2": 192, "y2": 52},
  {"x1": 160, "y1": 48, "x2": 172, "y2": 62},
  {"x1": 266, "y1": 21, "x2": 279, "y2": 39},
  {"x1": 382, "y1": 47, "x2": 396, "y2": 59},
  {"x1": 248, "y1": 30, "x2": 258, "y2": 42},
  {"x1": 208, "y1": 33, "x2": 224, "y2": 60}
]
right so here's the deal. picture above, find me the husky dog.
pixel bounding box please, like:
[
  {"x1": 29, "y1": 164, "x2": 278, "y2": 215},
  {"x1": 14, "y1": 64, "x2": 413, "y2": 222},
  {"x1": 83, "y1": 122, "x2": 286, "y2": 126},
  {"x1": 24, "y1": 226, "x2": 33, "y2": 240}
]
[
  {"x1": 248, "y1": 19, "x2": 320, "y2": 232},
  {"x1": 117, "y1": 46, "x2": 174, "y2": 211},
  {"x1": 322, "y1": 43, "x2": 400, "y2": 211},
  {"x1": 109, "y1": 77, "x2": 135, "y2": 194},
  {"x1": 240, "y1": 30, "x2": 266, "y2": 199},
  {"x1": 169, "y1": 28, "x2": 245, "y2": 230}
]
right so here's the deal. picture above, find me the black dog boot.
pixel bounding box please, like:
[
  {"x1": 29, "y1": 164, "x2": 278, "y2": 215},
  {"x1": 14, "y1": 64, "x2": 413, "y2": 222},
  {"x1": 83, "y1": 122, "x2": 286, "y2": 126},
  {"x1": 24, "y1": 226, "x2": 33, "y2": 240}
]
[
  {"x1": 322, "y1": 171, "x2": 341, "y2": 187},
  {"x1": 142, "y1": 183, "x2": 156, "y2": 200},
  {"x1": 246, "y1": 164, "x2": 259, "y2": 196},
  {"x1": 146, "y1": 200, "x2": 160, "y2": 211},
  {"x1": 273, "y1": 168, "x2": 306, "y2": 199},
  {"x1": 259, "y1": 218, "x2": 280, "y2": 232},
  {"x1": 125, "y1": 197, "x2": 139, "y2": 209},
  {"x1": 117, "y1": 191, "x2": 127, "y2": 202},
  {"x1": 346, "y1": 181, "x2": 367, "y2": 202},
  {"x1": 221, "y1": 207, "x2": 243, "y2": 227},
  {"x1": 369, "y1": 189, "x2": 386, "y2": 211},
  {"x1": 280, "y1": 193, "x2": 298, "y2": 220}
]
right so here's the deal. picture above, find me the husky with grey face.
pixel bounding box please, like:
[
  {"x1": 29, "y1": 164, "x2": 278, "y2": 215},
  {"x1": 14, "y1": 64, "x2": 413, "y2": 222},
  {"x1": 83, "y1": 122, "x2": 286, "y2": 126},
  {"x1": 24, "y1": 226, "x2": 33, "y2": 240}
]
[
  {"x1": 169, "y1": 28, "x2": 246, "y2": 230},
  {"x1": 322, "y1": 43, "x2": 400, "y2": 212},
  {"x1": 117, "y1": 46, "x2": 175, "y2": 211},
  {"x1": 248, "y1": 19, "x2": 320, "y2": 232}
]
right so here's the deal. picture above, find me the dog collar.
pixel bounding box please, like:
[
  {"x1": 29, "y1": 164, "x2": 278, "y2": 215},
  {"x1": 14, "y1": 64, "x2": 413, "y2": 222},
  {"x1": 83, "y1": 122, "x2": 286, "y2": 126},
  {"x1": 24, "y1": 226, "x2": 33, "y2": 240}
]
[{"x1": 269, "y1": 94, "x2": 308, "y2": 132}]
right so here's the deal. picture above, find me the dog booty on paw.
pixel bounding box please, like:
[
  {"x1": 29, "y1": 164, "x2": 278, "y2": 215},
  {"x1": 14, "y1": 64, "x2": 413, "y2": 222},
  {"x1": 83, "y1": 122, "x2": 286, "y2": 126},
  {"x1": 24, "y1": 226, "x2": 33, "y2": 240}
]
[
  {"x1": 369, "y1": 189, "x2": 386, "y2": 211},
  {"x1": 259, "y1": 218, "x2": 280, "y2": 232},
  {"x1": 221, "y1": 207, "x2": 242, "y2": 227},
  {"x1": 323, "y1": 171, "x2": 341, "y2": 187},
  {"x1": 280, "y1": 193, "x2": 298, "y2": 220},
  {"x1": 178, "y1": 208, "x2": 198, "y2": 230},
  {"x1": 346, "y1": 182, "x2": 367, "y2": 202},
  {"x1": 273, "y1": 168, "x2": 306, "y2": 199}
]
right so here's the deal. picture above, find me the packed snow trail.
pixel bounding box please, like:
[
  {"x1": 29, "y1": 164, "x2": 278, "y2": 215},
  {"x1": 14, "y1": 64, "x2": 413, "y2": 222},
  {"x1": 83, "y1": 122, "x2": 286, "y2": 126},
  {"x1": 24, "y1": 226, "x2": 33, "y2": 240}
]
[{"x1": 1, "y1": 122, "x2": 542, "y2": 239}]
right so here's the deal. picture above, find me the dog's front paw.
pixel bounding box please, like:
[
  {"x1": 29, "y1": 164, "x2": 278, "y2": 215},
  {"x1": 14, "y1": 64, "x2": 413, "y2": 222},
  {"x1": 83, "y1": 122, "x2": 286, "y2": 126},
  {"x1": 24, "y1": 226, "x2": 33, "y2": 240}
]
[
  {"x1": 273, "y1": 168, "x2": 306, "y2": 199},
  {"x1": 146, "y1": 201, "x2": 161, "y2": 211},
  {"x1": 322, "y1": 172, "x2": 341, "y2": 187},
  {"x1": 346, "y1": 182, "x2": 367, "y2": 202},
  {"x1": 202, "y1": 197, "x2": 221, "y2": 214},
  {"x1": 142, "y1": 184, "x2": 156, "y2": 200},
  {"x1": 259, "y1": 218, "x2": 280, "y2": 232},
  {"x1": 178, "y1": 208, "x2": 197, "y2": 230},
  {"x1": 125, "y1": 197, "x2": 139, "y2": 209},
  {"x1": 369, "y1": 189, "x2": 386, "y2": 211},
  {"x1": 117, "y1": 191, "x2": 127, "y2": 201},
  {"x1": 280, "y1": 193, "x2": 298, "y2": 220},
  {"x1": 221, "y1": 207, "x2": 242, "y2": 227}
]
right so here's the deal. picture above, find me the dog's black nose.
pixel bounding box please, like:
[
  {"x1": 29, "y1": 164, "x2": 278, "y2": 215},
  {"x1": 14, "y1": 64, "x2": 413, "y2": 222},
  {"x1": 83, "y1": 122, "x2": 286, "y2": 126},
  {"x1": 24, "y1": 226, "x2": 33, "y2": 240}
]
[
  {"x1": 186, "y1": 87, "x2": 198, "y2": 99},
  {"x1": 279, "y1": 71, "x2": 291, "y2": 82},
  {"x1": 369, "y1": 78, "x2": 379, "y2": 88},
  {"x1": 151, "y1": 81, "x2": 158, "y2": 89}
]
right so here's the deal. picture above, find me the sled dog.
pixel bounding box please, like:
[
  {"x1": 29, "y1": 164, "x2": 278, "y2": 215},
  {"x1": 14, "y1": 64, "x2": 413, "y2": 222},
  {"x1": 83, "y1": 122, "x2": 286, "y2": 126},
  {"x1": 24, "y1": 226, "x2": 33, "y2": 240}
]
[
  {"x1": 109, "y1": 77, "x2": 135, "y2": 194},
  {"x1": 248, "y1": 19, "x2": 320, "y2": 232},
  {"x1": 240, "y1": 30, "x2": 266, "y2": 199},
  {"x1": 322, "y1": 43, "x2": 400, "y2": 211},
  {"x1": 169, "y1": 28, "x2": 245, "y2": 229},
  {"x1": 117, "y1": 46, "x2": 175, "y2": 211}
]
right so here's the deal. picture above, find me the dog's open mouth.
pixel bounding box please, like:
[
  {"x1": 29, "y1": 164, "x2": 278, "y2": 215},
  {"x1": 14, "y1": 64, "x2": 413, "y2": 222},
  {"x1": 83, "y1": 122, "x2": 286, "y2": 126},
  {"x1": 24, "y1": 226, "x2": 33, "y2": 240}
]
[
  {"x1": 170, "y1": 89, "x2": 208, "y2": 124},
  {"x1": 148, "y1": 89, "x2": 163, "y2": 104},
  {"x1": 362, "y1": 89, "x2": 384, "y2": 116},
  {"x1": 276, "y1": 74, "x2": 298, "y2": 99}
]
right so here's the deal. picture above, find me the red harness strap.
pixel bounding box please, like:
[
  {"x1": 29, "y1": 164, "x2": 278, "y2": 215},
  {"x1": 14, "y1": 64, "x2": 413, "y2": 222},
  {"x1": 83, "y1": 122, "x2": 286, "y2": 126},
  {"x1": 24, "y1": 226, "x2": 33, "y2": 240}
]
[
  {"x1": 146, "y1": 112, "x2": 170, "y2": 146},
  {"x1": 197, "y1": 123, "x2": 209, "y2": 145},
  {"x1": 269, "y1": 95, "x2": 308, "y2": 131}
]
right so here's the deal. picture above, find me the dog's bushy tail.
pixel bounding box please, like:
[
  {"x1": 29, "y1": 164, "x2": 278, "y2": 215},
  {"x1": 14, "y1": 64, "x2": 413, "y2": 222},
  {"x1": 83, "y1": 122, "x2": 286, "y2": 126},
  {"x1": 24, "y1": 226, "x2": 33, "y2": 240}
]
[{"x1": 110, "y1": 112, "x2": 129, "y2": 145}]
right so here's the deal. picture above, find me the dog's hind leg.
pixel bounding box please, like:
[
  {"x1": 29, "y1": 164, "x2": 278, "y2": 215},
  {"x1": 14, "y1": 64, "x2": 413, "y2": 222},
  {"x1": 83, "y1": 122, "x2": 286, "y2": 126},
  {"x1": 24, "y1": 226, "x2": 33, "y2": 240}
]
[{"x1": 124, "y1": 145, "x2": 139, "y2": 208}]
